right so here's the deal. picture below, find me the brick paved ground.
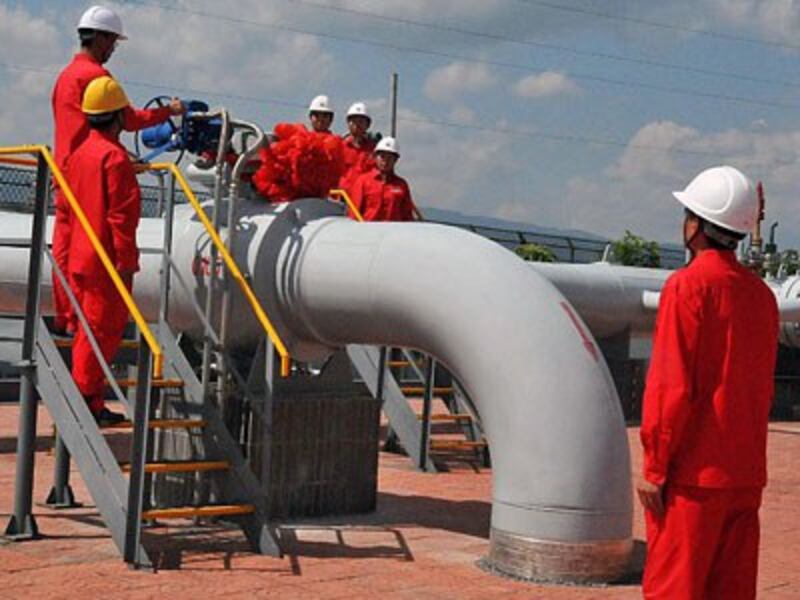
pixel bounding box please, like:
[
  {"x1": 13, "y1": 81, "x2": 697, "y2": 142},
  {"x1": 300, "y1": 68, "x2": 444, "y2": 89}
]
[{"x1": 0, "y1": 404, "x2": 798, "y2": 599}]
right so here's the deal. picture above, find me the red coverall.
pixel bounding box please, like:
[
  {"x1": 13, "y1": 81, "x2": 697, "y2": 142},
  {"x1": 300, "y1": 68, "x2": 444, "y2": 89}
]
[
  {"x1": 51, "y1": 53, "x2": 170, "y2": 332},
  {"x1": 641, "y1": 249, "x2": 779, "y2": 600},
  {"x1": 65, "y1": 129, "x2": 141, "y2": 414},
  {"x1": 338, "y1": 136, "x2": 375, "y2": 196},
  {"x1": 349, "y1": 168, "x2": 416, "y2": 222}
]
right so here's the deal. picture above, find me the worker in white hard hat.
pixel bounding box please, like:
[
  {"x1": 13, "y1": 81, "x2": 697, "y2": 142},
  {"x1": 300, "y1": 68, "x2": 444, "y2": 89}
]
[
  {"x1": 349, "y1": 137, "x2": 419, "y2": 221},
  {"x1": 638, "y1": 166, "x2": 778, "y2": 599},
  {"x1": 339, "y1": 101, "x2": 377, "y2": 195},
  {"x1": 308, "y1": 94, "x2": 334, "y2": 134},
  {"x1": 50, "y1": 5, "x2": 184, "y2": 336}
]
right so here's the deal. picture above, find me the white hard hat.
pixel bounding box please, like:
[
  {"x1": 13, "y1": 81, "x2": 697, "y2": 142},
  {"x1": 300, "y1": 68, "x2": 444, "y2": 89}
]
[
  {"x1": 347, "y1": 102, "x2": 370, "y2": 120},
  {"x1": 308, "y1": 94, "x2": 334, "y2": 114},
  {"x1": 672, "y1": 165, "x2": 757, "y2": 235},
  {"x1": 375, "y1": 136, "x2": 400, "y2": 156},
  {"x1": 77, "y1": 5, "x2": 127, "y2": 39}
]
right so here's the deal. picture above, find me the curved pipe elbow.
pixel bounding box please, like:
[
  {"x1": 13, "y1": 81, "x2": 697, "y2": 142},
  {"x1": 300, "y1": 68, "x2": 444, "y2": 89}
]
[{"x1": 274, "y1": 217, "x2": 633, "y2": 582}]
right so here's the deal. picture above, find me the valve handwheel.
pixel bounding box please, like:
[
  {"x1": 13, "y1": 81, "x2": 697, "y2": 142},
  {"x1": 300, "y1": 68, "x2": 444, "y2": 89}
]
[{"x1": 134, "y1": 95, "x2": 185, "y2": 164}]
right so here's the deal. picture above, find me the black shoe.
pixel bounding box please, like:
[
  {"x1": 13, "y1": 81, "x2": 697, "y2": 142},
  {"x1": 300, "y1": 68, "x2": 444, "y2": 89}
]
[
  {"x1": 51, "y1": 326, "x2": 74, "y2": 339},
  {"x1": 93, "y1": 408, "x2": 127, "y2": 427}
]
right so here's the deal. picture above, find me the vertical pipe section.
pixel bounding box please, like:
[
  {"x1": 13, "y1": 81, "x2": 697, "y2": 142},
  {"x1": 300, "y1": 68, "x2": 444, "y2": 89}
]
[
  {"x1": 5, "y1": 154, "x2": 49, "y2": 539},
  {"x1": 273, "y1": 218, "x2": 632, "y2": 583}
]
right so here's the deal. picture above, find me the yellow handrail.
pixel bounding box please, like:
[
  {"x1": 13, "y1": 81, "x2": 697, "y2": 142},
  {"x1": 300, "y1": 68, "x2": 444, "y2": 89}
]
[
  {"x1": 328, "y1": 189, "x2": 364, "y2": 222},
  {"x1": 148, "y1": 162, "x2": 292, "y2": 377},
  {"x1": 0, "y1": 156, "x2": 38, "y2": 167},
  {"x1": 0, "y1": 145, "x2": 164, "y2": 377},
  {"x1": 329, "y1": 188, "x2": 424, "y2": 222}
]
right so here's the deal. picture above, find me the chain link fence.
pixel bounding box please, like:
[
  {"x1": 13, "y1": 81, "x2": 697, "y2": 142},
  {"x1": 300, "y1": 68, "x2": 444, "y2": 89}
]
[
  {"x1": 0, "y1": 165, "x2": 205, "y2": 218},
  {"x1": 1, "y1": 164, "x2": 684, "y2": 266}
]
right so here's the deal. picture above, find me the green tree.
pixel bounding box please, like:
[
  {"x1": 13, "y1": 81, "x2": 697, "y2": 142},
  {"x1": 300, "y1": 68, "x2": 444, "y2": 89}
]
[
  {"x1": 515, "y1": 243, "x2": 556, "y2": 263},
  {"x1": 778, "y1": 249, "x2": 799, "y2": 277},
  {"x1": 610, "y1": 230, "x2": 661, "y2": 268}
]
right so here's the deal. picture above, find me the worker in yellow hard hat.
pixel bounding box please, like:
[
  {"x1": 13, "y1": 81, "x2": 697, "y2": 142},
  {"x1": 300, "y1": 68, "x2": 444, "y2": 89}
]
[{"x1": 64, "y1": 75, "x2": 143, "y2": 426}]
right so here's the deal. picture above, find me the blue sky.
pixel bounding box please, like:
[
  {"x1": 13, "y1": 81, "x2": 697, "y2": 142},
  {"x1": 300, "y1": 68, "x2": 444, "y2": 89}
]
[{"x1": 2, "y1": 0, "x2": 800, "y2": 247}]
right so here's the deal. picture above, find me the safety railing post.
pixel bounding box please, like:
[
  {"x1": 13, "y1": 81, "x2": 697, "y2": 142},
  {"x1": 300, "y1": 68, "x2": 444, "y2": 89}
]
[
  {"x1": 124, "y1": 342, "x2": 154, "y2": 568},
  {"x1": 5, "y1": 152, "x2": 49, "y2": 539},
  {"x1": 418, "y1": 356, "x2": 436, "y2": 472},
  {"x1": 159, "y1": 173, "x2": 176, "y2": 325}
]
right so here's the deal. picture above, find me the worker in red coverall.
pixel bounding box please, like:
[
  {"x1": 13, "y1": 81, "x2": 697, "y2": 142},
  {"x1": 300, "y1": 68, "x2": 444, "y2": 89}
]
[
  {"x1": 308, "y1": 94, "x2": 334, "y2": 134},
  {"x1": 637, "y1": 165, "x2": 779, "y2": 600},
  {"x1": 51, "y1": 5, "x2": 183, "y2": 334},
  {"x1": 338, "y1": 101, "x2": 376, "y2": 196},
  {"x1": 65, "y1": 76, "x2": 143, "y2": 427},
  {"x1": 349, "y1": 137, "x2": 419, "y2": 222}
]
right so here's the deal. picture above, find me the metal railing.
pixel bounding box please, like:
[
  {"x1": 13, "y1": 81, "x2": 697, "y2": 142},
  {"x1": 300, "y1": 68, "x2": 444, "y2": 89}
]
[
  {"x1": 0, "y1": 146, "x2": 164, "y2": 377},
  {"x1": 329, "y1": 187, "x2": 424, "y2": 222},
  {"x1": 329, "y1": 188, "x2": 364, "y2": 222},
  {"x1": 148, "y1": 162, "x2": 291, "y2": 377}
]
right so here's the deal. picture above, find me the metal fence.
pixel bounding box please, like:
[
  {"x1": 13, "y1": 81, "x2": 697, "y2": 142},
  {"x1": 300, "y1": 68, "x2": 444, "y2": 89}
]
[
  {"x1": 0, "y1": 164, "x2": 206, "y2": 218},
  {"x1": 0, "y1": 164, "x2": 684, "y2": 267}
]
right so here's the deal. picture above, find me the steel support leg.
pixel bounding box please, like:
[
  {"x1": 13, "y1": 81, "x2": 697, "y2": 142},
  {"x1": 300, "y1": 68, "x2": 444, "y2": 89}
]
[
  {"x1": 418, "y1": 356, "x2": 435, "y2": 472},
  {"x1": 124, "y1": 344, "x2": 154, "y2": 569},
  {"x1": 5, "y1": 369, "x2": 40, "y2": 539},
  {"x1": 45, "y1": 432, "x2": 79, "y2": 509},
  {"x1": 5, "y1": 154, "x2": 49, "y2": 540}
]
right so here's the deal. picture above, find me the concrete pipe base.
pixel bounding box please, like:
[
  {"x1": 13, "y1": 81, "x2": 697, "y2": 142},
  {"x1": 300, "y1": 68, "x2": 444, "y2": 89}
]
[{"x1": 487, "y1": 528, "x2": 632, "y2": 585}]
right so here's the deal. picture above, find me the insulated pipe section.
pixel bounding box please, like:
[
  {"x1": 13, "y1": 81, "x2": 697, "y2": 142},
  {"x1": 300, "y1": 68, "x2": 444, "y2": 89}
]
[
  {"x1": 262, "y1": 202, "x2": 633, "y2": 583},
  {"x1": 529, "y1": 262, "x2": 669, "y2": 339},
  {"x1": 529, "y1": 262, "x2": 800, "y2": 343}
]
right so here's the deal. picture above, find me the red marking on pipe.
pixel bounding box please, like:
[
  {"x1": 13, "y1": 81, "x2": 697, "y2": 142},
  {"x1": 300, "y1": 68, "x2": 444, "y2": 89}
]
[{"x1": 560, "y1": 301, "x2": 600, "y2": 362}]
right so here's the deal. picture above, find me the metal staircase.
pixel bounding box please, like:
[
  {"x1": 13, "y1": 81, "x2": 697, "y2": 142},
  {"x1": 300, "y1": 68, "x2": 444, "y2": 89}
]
[
  {"x1": 34, "y1": 320, "x2": 280, "y2": 567},
  {"x1": 348, "y1": 345, "x2": 488, "y2": 472},
  {"x1": 0, "y1": 144, "x2": 286, "y2": 569}
]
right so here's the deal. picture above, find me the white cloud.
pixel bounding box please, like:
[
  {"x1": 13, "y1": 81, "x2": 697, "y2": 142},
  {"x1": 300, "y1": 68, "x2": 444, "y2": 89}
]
[
  {"x1": 397, "y1": 107, "x2": 514, "y2": 212},
  {"x1": 513, "y1": 72, "x2": 580, "y2": 99},
  {"x1": 113, "y1": 2, "x2": 335, "y2": 98},
  {"x1": 0, "y1": 4, "x2": 64, "y2": 145},
  {"x1": 562, "y1": 120, "x2": 800, "y2": 245},
  {"x1": 423, "y1": 62, "x2": 496, "y2": 103},
  {"x1": 705, "y1": 0, "x2": 800, "y2": 43},
  {"x1": 0, "y1": 4, "x2": 63, "y2": 65}
]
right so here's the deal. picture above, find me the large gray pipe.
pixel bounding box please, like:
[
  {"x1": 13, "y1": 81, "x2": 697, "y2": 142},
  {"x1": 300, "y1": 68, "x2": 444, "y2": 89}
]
[
  {"x1": 0, "y1": 201, "x2": 632, "y2": 582},
  {"x1": 529, "y1": 261, "x2": 800, "y2": 344},
  {"x1": 529, "y1": 262, "x2": 669, "y2": 339}
]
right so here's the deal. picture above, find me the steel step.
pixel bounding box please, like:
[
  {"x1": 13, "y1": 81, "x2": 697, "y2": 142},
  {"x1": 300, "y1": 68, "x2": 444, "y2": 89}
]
[
  {"x1": 387, "y1": 360, "x2": 411, "y2": 368},
  {"x1": 109, "y1": 378, "x2": 185, "y2": 389},
  {"x1": 55, "y1": 338, "x2": 140, "y2": 349},
  {"x1": 141, "y1": 504, "x2": 255, "y2": 520},
  {"x1": 400, "y1": 386, "x2": 454, "y2": 396},
  {"x1": 104, "y1": 418, "x2": 207, "y2": 430},
  {"x1": 120, "y1": 460, "x2": 230, "y2": 474},
  {"x1": 429, "y1": 439, "x2": 488, "y2": 451},
  {"x1": 417, "y1": 413, "x2": 473, "y2": 422}
]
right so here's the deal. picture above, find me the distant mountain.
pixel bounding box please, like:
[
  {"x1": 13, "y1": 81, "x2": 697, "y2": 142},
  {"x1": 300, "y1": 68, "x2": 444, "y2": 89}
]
[
  {"x1": 421, "y1": 206, "x2": 610, "y2": 242},
  {"x1": 420, "y1": 206, "x2": 685, "y2": 263}
]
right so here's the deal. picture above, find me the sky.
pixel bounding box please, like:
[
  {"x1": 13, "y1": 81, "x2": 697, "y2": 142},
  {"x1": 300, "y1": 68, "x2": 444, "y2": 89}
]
[{"x1": 2, "y1": 0, "x2": 800, "y2": 247}]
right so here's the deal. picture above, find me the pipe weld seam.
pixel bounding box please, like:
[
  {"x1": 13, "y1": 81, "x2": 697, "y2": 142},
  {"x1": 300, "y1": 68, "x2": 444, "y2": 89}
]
[{"x1": 494, "y1": 499, "x2": 631, "y2": 517}]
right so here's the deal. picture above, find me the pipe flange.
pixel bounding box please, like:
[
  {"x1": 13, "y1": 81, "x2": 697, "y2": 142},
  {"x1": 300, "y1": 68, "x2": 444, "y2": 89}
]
[{"x1": 486, "y1": 528, "x2": 632, "y2": 585}]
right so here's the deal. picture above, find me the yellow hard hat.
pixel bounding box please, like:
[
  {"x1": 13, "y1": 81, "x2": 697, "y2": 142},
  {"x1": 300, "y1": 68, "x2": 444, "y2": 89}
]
[{"x1": 82, "y1": 76, "x2": 129, "y2": 115}]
